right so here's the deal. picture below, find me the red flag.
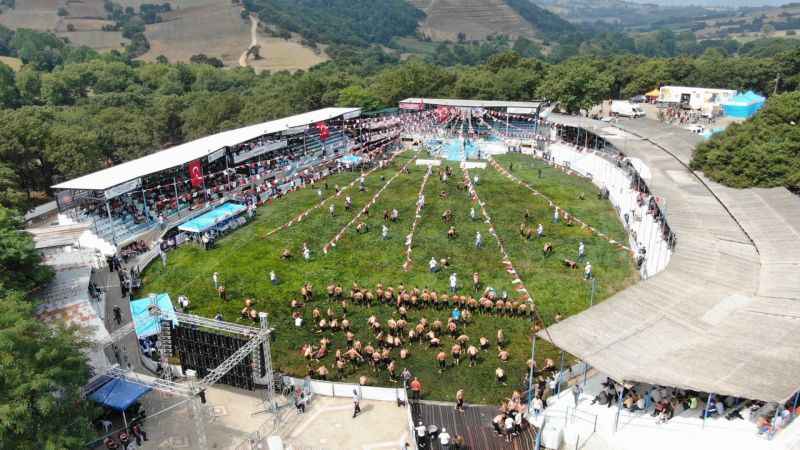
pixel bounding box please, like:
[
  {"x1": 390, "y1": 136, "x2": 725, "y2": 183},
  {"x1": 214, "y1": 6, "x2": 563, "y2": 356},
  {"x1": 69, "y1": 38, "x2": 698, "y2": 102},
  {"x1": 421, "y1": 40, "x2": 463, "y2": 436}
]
[
  {"x1": 316, "y1": 122, "x2": 330, "y2": 141},
  {"x1": 188, "y1": 160, "x2": 203, "y2": 187}
]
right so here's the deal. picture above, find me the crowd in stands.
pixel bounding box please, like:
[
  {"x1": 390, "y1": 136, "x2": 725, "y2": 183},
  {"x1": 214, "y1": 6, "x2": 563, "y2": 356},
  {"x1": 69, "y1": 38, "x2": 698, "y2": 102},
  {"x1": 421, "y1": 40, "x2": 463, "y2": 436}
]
[
  {"x1": 62, "y1": 114, "x2": 406, "y2": 244},
  {"x1": 588, "y1": 377, "x2": 799, "y2": 436}
]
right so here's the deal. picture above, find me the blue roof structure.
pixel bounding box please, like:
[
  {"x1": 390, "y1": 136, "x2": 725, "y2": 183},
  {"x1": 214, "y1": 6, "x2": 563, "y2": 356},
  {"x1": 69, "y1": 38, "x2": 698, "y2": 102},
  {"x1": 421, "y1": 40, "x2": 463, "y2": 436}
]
[
  {"x1": 89, "y1": 377, "x2": 151, "y2": 411},
  {"x1": 723, "y1": 91, "x2": 766, "y2": 119},
  {"x1": 178, "y1": 202, "x2": 247, "y2": 234},
  {"x1": 130, "y1": 293, "x2": 178, "y2": 338}
]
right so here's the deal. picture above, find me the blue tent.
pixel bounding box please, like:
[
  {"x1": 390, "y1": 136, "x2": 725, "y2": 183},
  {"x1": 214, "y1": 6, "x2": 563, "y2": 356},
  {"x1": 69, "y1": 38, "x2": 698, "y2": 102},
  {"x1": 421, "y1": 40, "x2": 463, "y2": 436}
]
[
  {"x1": 723, "y1": 91, "x2": 766, "y2": 119},
  {"x1": 130, "y1": 293, "x2": 178, "y2": 338},
  {"x1": 89, "y1": 377, "x2": 152, "y2": 411}
]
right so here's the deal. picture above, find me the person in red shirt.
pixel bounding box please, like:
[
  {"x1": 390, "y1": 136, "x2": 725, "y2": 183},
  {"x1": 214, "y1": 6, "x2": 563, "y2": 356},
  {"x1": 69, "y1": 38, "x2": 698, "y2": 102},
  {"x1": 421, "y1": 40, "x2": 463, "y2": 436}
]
[{"x1": 409, "y1": 377, "x2": 422, "y2": 401}]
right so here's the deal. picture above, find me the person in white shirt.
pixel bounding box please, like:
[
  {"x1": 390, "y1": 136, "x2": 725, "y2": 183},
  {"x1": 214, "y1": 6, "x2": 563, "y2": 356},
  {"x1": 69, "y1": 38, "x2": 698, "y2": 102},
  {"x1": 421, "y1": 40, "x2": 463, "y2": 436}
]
[
  {"x1": 536, "y1": 223, "x2": 544, "y2": 238},
  {"x1": 553, "y1": 208, "x2": 559, "y2": 223},
  {"x1": 469, "y1": 207, "x2": 476, "y2": 221},
  {"x1": 303, "y1": 247, "x2": 311, "y2": 261},
  {"x1": 269, "y1": 270, "x2": 278, "y2": 285},
  {"x1": 438, "y1": 427, "x2": 451, "y2": 448},
  {"x1": 449, "y1": 273, "x2": 457, "y2": 294},
  {"x1": 178, "y1": 295, "x2": 190, "y2": 311},
  {"x1": 329, "y1": 204, "x2": 335, "y2": 217},
  {"x1": 212, "y1": 272, "x2": 219, "y2": 289},
  {"x1": 429, "y1": 257, "x2": 439, "y2": 273},
  {"x1": 584, "y1": 262, "x2": 593, "y2": 280},
  {"x1": 578, "y1": 241, "x2": 586, "y2": 259},
  {"x1": 504, "y1": 415, "x2": 514, "y2": 442},
  {"x1": 475, "y1": 231, "x2": 483, "y2": 248},
  {"x1": 382, "y1": 224, "x2": 389, "y2": 240},
  {"x1": 317, "y1": 188, "x2": 323, "y2": 199},
  {"x1": 415, "y1": 421, "x2": 427, "y2": 446},
  {"x1": 391, "y1": 208, "x2": 399, "y2": 222}
]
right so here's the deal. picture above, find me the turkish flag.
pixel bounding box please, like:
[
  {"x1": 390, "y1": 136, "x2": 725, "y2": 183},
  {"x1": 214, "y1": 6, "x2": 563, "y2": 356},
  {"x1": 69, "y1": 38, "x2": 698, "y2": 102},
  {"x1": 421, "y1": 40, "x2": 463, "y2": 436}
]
[
  {"x1": 188, "y1": 160, "x2": 203, "y2": 187},
  {"x1": 316, "y1": 122, "x2": 330, "y2": 141}
]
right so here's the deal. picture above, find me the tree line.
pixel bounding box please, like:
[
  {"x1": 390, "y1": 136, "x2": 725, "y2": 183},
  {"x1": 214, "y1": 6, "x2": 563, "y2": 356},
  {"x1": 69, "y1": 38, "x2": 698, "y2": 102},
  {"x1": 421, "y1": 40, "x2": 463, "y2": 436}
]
[{"x1": 0, "y1": 33, "x2": 799, "y2": 214}]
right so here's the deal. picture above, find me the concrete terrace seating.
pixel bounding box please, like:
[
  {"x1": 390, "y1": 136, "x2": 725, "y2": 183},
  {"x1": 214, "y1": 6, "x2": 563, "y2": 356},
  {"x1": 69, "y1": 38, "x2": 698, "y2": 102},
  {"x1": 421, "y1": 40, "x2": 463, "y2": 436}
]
[{"x1": 539, "y1": 115, "x2": 800, "y2": 405}]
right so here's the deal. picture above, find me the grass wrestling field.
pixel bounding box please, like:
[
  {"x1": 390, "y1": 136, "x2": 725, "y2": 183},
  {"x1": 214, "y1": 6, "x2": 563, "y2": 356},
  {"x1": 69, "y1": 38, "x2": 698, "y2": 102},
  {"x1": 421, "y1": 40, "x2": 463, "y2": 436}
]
[{"x1": 139, "y1": 149, "x2": 637, "y2": 404}]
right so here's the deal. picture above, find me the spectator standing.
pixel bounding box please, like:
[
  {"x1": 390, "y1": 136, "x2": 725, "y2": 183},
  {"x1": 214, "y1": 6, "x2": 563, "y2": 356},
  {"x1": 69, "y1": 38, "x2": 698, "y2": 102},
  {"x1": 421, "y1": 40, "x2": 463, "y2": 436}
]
[{"x1": 352, "y1": 389, "x2": 361, "y2": 418}]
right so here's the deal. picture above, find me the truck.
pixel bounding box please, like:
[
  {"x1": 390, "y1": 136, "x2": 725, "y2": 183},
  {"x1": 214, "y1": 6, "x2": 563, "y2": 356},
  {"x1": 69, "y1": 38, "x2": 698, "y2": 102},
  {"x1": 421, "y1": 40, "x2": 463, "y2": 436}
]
[
  {"x1": 657, "y1": 86, "x2": 736, "y2": 111},
  {"x1": 611, "y1": 100, "x2": 646, "y2": 118}
]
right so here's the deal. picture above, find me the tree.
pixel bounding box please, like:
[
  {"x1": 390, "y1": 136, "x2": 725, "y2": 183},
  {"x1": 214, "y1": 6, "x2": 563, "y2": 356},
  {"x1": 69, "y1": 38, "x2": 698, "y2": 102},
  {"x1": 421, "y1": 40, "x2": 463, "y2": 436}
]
[
  {"x1": 0, "y1": 207, "x2": 52, "y2": 295},
  {"x1": 0, "y1": 107, "x2": 56, "y2": 197},
  {"x1": 11, "y1": 29, "x2": 66, "y2": 71},
  {"x1": 336, "y1": 85, "x2": 381, "y2": 110},
  {"x1": 15, "y1": 67, "x2": 42, "y2": 104},
  {"x1": 536, "y1": 57, "x2": 613, "y2": 113},
  {"x1": 0, "y1": 60, "x2": 18, "y2": 108},
  {"x1": 691, "y1": 92, "x2": 800, "y2": 189},
  {"x1": 0, "y1": 292, "x2": 96, "y2": 449},
  {"x1": 0, "y1": 163, "x2": 27, "y2": 211}
]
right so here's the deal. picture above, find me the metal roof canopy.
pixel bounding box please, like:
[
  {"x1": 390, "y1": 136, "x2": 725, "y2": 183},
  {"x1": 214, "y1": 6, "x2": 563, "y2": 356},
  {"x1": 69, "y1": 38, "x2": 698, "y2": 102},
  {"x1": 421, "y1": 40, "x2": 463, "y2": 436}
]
[
  {"x1": 400, "y1": 98, "x2": 543, "y2": 109},
  {"x1": 537, "y1": 114, "x2": 800, "y2": 404},
  {"x1": 52, "y1": 107, "x2": 360, "y2": 192}
]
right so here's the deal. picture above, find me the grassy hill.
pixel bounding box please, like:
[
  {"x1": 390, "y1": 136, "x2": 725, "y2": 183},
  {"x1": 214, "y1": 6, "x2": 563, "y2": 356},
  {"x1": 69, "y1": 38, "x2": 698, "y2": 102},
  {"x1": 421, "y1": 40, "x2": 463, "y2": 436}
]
[{"x1": 409, "y1": 0, "x2": 575, "y2": 41}]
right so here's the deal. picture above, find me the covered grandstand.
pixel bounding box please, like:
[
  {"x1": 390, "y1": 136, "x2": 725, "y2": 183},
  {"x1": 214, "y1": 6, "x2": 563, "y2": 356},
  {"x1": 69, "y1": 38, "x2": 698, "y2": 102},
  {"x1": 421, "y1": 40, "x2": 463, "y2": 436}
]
[
  {"x1": 536, "y1": 115, "x2": 800, "y2": 441},
  {"x1": 50, "y1": 107, "x2": 404, "y2": 248}
]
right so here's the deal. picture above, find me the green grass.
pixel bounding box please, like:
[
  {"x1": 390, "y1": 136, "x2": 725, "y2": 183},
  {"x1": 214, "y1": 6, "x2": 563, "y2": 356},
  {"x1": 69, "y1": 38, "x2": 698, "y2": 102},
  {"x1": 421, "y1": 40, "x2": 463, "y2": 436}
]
[{"x1": 139, "y1": 150, "x2": 636, "y2": 404}]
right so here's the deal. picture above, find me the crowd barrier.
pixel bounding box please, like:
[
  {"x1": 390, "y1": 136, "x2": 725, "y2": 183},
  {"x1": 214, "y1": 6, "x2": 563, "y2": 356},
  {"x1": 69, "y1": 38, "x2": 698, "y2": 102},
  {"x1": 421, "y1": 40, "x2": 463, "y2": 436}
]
[{"x1": 532, "y1": 142, "x2": 672, "y2": 278}]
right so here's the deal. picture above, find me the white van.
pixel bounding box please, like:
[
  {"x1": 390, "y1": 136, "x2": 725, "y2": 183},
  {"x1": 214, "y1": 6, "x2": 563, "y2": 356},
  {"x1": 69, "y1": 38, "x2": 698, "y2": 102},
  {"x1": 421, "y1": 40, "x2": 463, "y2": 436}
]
[{"x1": 611, "y1": 100, "x2": 645, "y2": 118}]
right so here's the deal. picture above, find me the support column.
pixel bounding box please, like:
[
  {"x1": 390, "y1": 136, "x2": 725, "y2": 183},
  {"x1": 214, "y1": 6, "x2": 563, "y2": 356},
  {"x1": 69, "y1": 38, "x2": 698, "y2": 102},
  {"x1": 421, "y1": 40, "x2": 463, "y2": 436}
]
[
  {"x1": 190, "y1": 396, "x2": 208, "y2": 450},
  {"x1": 173, "y1": 176, "x2": 180, "y2": 216},
  {"x1": 527, "y1": 333, "x2": 537, "y2": 407},
  {"x1": 613, "y1": 384, "x2": 624, "y2": 433},
  {"x1": 141, "y1": 186, "x2": 150, "y2": 223},
  {"x1": 555, "y1": 351, "x2": 565, "y2": 396},
  {"x1": 105, "y1": 200, "x2": 118, "y2": 247},
  {"x1": 702, "y1": 393, "x2": 713, "y2": 429}
]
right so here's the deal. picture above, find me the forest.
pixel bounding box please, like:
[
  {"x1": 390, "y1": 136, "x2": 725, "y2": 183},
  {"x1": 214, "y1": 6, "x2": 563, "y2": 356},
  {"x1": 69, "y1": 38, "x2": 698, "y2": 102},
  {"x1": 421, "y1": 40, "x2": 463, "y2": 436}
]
[{"x1": 0, "y1": 26, "x2": 799, "y2": 216}]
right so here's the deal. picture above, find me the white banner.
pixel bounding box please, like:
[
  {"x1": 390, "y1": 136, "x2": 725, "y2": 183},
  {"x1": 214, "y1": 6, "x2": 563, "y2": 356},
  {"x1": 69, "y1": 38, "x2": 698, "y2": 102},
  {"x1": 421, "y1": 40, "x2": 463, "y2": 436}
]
[
  {"x1": 283, "y1": 126, "x2": 307, "y2": 136},
  {"x1": 343, "y1": 110, "x2": 361, "y2": 120},
  {"x1": 208, "y1": 147, "x2": 225, "y2": 163},
  {"x1": 233, "y1": 140, "x2": 287, "y2": 163},
  {"x1": 507, "y1": 107, "x2": 536, "y2": 115},
  {"x1": 104, "y1": 178, "x2": 141, "y2": 199}
]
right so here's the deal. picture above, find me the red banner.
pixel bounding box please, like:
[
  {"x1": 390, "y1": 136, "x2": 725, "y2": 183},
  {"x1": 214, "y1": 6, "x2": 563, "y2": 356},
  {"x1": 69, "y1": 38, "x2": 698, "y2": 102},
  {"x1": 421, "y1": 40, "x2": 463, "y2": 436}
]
[
  {"x1": 188, "y1": 159, "x2": 203, "y2": 187},
  {"x1": 316, "y1": 122, "x2": 330, "y2": 141}
]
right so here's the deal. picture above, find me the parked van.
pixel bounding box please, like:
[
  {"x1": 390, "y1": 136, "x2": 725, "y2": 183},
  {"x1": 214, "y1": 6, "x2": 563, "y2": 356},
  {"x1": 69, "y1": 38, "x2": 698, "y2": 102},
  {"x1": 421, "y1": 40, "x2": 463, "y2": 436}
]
[{"x1": 611, "y1": 100, "x2": 646, "y2": 118}]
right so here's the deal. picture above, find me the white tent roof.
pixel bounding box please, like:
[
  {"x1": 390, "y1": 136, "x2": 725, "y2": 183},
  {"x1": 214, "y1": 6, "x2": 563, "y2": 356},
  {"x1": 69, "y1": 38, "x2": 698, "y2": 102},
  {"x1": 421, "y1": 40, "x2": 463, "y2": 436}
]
[
  {"x1": 52, "y1": 107, "x2": 360, "y2": 191},
  {"x1": 400, "y1": 98, "x2": 543, "y2": 109}
]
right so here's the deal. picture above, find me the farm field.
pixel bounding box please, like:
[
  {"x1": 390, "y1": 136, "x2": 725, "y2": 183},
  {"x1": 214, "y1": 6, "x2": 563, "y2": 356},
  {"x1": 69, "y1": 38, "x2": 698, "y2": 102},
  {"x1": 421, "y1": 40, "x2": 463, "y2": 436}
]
[
  {"x1": 0, "y1": 0, "x2": 61, "y2": 31},
  {"x1": 0, "y1": 56, "x2": 22, "y2": 71},
  {"x1": 140, "y1": 3, "x2": 250, "y2": 66},
  {"x1": 409, "y1": 0, "x2": 538, "y2": 41},
  {"x1": 139, "y1": 149, "x2": 636, "y2": 404}
]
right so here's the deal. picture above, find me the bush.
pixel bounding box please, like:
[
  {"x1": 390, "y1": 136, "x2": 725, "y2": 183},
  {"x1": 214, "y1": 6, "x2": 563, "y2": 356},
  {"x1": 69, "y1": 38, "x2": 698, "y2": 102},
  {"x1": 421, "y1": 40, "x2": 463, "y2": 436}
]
[{"x1": 691, "y1": 91, "x2": 800, "y2": 189}]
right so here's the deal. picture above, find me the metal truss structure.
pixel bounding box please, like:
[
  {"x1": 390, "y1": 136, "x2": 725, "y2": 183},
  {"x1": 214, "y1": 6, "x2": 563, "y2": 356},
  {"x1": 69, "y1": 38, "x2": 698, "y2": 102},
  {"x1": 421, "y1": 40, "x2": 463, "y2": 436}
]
[{"x1": 94, "y1": 306, "x2": 275, "y2": 450}]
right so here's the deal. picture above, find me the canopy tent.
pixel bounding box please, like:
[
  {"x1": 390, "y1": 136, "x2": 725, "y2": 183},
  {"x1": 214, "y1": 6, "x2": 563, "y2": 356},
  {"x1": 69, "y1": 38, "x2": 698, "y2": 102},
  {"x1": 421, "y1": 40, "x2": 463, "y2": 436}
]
[
  {"x1": 645, "y1": 88, "x2": 660, "y2": 98},
  {"x1": 722, "y1": 91, "x2": 766, "y2": 119},
  {"x1": 177, "y1": 202, "x2": 246, "y2": 234},
  {"x1": 89, "y1": 377, "x2": 151, "y2": 411},
  {"x1": 51, "y1": 107, "x2": 360, "y2": 192},
  {"x1": 130, "y1": 293, "x2": 178, "y2": 338}
]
